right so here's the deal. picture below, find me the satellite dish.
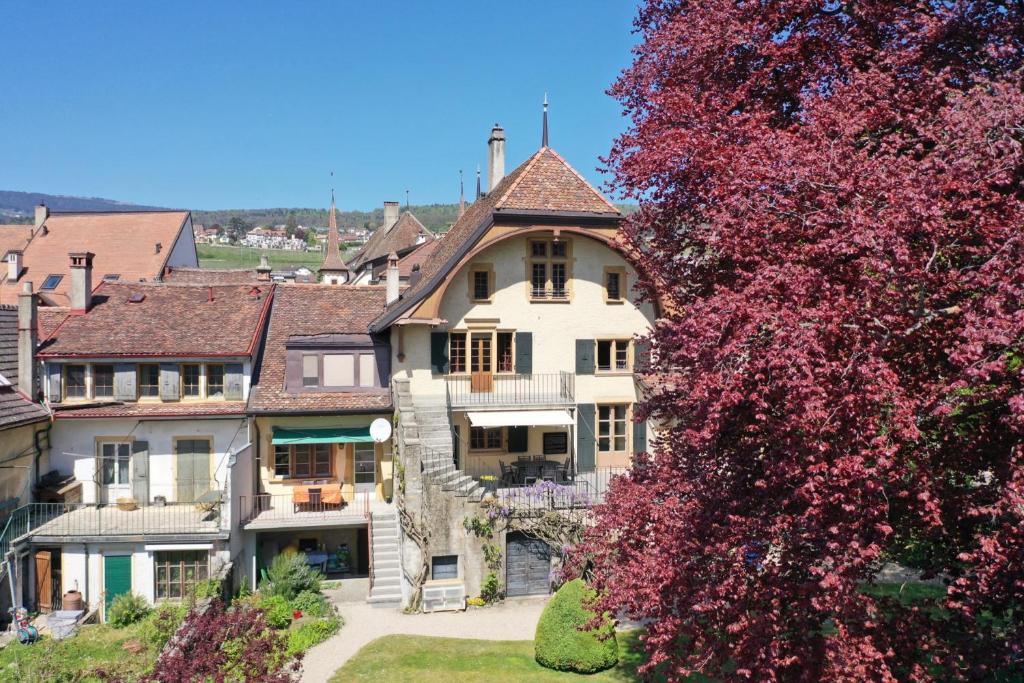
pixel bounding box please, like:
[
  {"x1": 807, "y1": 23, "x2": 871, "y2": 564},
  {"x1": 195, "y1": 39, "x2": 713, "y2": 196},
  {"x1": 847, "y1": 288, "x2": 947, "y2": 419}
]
[{"x1": 370, "y1": 418, "x2": 392, "y2": 444}]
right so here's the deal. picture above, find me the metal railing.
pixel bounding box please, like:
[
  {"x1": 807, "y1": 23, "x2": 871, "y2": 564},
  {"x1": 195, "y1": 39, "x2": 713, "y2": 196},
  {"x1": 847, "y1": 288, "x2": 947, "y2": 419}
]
[
  {"x1": 464, "y1": 462, "x2": 629, "y2": 508},
  {"x1": 530, "y1": 287, "x2": 569, "y2": 301},
  {"x1": 0, "y1": 501, "x2": 222, "y2": 543},
  {"x1": 239, "y1": 491, "x2": 371, "y2": 526},
  {"x1": 445, "y1": 371, "x2": 575, "y2": 407}
]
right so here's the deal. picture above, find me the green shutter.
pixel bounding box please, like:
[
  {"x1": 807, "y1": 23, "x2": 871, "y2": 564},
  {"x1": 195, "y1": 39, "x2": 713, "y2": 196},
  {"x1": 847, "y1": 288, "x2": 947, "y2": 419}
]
[
  {"x1": 514, "y1": 332, "x2": 533, "y2": 374},
  {"x1": 575, "y1": 340, "x2": 595, "y2": 375},
  {"x1": 431, "y1": 332, "x2": 449, "y2": 375},
  {"x1": 507, "y1": 426, "x2": 529, "y2": 453},
  {"x1": 577, "y1": 404, "x2": 596, "y2": 473},
  {"x1": 103, "y1": 555, "x2": 132, "y2": 616},
  {"x1": 633, "y1": 419, "x2": 647, "y2": 454}
]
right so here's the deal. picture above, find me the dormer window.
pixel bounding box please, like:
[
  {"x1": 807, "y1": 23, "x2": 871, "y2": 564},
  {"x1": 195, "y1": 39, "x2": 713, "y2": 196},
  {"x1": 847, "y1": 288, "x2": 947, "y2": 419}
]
[
  {"x1": 206, "y1": 364, "x2": 225, "y2": 398},
  {"x1": 181, "y1": 364, "x2": 201, "y2": 398},
  {"x1": 64, "y1": 365, "x2": 86, "y2": 399},
  {"x1": 302, "y1": 355, "x2": 319, "y2": 388},
  {"x1": 139, "y1": 364, "x2": 160, "y2": 398},
  {"x1": 289, "y1": 348, "x2": 382, "y2": 391},
  {"x1": 93, "y1": 364, "x2": 114, "y2": 398}
]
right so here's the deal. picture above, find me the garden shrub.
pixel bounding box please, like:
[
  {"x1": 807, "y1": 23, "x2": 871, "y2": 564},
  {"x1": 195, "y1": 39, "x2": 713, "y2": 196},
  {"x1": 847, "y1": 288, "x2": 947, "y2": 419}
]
[
  {"x1": 191, "y1": 577, "x2": 223, "y2": 600},
  {"x1": 108, "y1": 592, "x2": 151, "y2": 628},
  {"x1": 285, "y1": 616, "x2": 342, "y2": 656},
  {"x1": 290, "y1": 590, "x2": 330, "y2": 618},
  {"x1": 534, "y1": 579, "x2": 618, "y2": 674},
  {"x1": 140, "y1": 602, "x2": 188, "y2": 649},
  {"x1": 258, "y1": 594, "x2": 293, "y2": 629},
  {"x1": 266, "y1": 553, "x2": 322, "y2": 601}
]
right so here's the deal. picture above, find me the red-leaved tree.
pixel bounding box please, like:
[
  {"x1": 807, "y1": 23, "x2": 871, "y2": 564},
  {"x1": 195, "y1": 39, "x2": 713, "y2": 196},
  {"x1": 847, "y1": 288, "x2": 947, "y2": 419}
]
[{"x1": 577, "y1": 2, "x2": 1024, "y2": 680}]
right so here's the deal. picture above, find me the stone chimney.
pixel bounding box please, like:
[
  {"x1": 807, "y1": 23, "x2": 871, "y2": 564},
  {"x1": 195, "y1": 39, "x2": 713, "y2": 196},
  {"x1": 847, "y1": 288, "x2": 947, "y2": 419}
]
[
  {"x1": 385, "y1": 252, "x2": 400, "y2": 306},
  {"x1": 17, "y1": 281, "x2": 37, "y2": 399},
  {"x1": 488, "y1": 124, "x2": 506, "y2": 191},
  {"x1": 383, "y1": 201, "x2": 400, "y2": 232},
  {"x1": 7, "y1": 250, "x2": 22, "y2": 282},
  {"x1": 34, "y1": 204, "x2": 49, "y2": 229},
  {"x1": 256, "y1": 255, "x2": 272, "y2": 281},
  {"x1": 69, "y1": 252, "x2": 95, "y2": 314}
]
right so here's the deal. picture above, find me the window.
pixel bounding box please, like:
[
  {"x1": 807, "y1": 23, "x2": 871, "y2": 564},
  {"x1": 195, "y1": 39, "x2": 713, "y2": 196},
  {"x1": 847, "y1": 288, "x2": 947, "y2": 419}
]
[
  {"x1": 470, "y1": 427, "x2": 502, "y2": 450},
  {"x1": 181, "y1": 364, "x2": 201, "y2": 398},
  {"x1": 358, "y1": 354, "x2": 376, "y2": 387},
  {"x1": 431, "y1": 555, "x2": 458, "y2": 581},
  {"x1": 102, "y1": 273, "x2": 120, "y2": 282},
  {"x1": 313, "y1": 444, "x2": 331, "y2": 477},
  {"x1": 470, "y1": 268, "x2": 492, "y2": 301},
  {"x1": 154, "y1": 550, "x2": 209, "y2": 600},
  {"x1": 598, "y1": 405, "x2": 629, "y2": 453},
  {"x1": 528, "y1": 238, "x2": 570, "y2": 300},
  {"x1": 100, "y1": 442, "x2": 130, "y2": 486},
  {"x1": 323, "y1": 354, "x2": 355, "y2": 386},
  {"x1": 496, "y1": 332, "x2": 514, "y2": 373},
  {"x1": 64, "y1": 364, "x2": 86, "y2": 399},
  {"x1": 293, "y1": 444, "x2": 312, "y2": 478},
  {"x1": 301, "y1": 355, "x2": 319, "y2": 388},
  {"x1": 93, "y1": 364, "x2": 114, "y2": 398},
  {"x1": 604, "y1": 267, "x2": 625, "y2": 302},
  {"x1": 597, "y1": 340, "x2": 631, "y2": 372},
  {"x1": 139, "y1": 364, "x2": 160, "y2": 398},
  {"x1": 206, "y1": 364, "x2": 225, "y2": 398},
  {"x1": 275, "y1": 444, "x2": 331, "y2": 479},
  {"x1": 40, "y1": 274, "x2": 62, "y2": 291},
  {"x1": 274, "y1": 445, "x2": 290, "y2": 478},
  {"x1": 543, "y1": 432, "x2": 568, "y2": 455},
  {"x1": 449, "y1": 333, "x2": 467, "y2": 373},
  {"x1": 354, "y1": 443, "x2": 376, "y2": 486}
]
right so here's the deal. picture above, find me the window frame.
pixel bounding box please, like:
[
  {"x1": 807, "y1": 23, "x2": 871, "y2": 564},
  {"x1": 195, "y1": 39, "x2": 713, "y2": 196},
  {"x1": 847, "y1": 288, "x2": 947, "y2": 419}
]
[
  {"x1": 296, "y1": 350, "x2": 379, "y2": 390},
  {"x1": 603, "y1": 266, "x2": 626, "y2": 304},
  {"x1": 431, "y1": 555, "x2": 459, "y2": 581},
  {"x1": 470, "y1": 426, "x2": 503, "y2": 452},
  {"x1": 181, "y1": 364, "x2": 202, "y2": 399},
  {"x1": 154, "y1": 550, "x2": 210, "y2": 601},
  {"x1": 63, "y1": 364, "x2": 88, "y2": 400},
  {"x1": 40, "y1": 274, "x2": 63, "y2": 291},
  {"x1": 206, "y1": 364, "x2": 226, "y2": 399},
  {"x1": 138, "y1": 363, "x2": 160, "y2": 399},
  {"x1": 467, "y1": 264, "x2": 494, "y2": 303},
  {"x1": 596, "y1": 339, "x2": 632, "y2": 374},
  {"x1": 449, "y1": 333, "x2": 468, "y2": 374},
  {"x1": 448, "y1": 330, "x2": 516, "y2": 375},
  {"x1": 527, "y1": 237, "x2": 572, "y2": 302},
  {"x1": 597, "y1": 404, "x2": 630, "y2": 454},
  {"x1": 92, "y1": 364, "x2": 114, "y2": 399},
  {"x1": 272, "y1": 443, "x2": 333, "y2": 480}
]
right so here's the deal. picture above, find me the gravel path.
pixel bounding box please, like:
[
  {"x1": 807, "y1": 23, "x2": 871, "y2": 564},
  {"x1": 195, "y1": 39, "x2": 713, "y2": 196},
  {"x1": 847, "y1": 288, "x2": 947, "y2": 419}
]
[{"x1": 299, "y1": 594, "x2": 548, "y2": 683}]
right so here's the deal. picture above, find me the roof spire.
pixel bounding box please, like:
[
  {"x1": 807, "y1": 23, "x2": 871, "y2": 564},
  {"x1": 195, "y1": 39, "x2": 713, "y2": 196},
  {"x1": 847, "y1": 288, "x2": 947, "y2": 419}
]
[
  {"x1": 475, "y1": 165, "x2": 482, "y2": 200},
  {"x1": 542, "y1": 92, "x2": 549, "y2": 148},
  {"x1": 459, "y1": 170, "x2": 466, "y2": 217},
  {"x1": 319, "y1": 173, "x2": 348, "y2": 277}
]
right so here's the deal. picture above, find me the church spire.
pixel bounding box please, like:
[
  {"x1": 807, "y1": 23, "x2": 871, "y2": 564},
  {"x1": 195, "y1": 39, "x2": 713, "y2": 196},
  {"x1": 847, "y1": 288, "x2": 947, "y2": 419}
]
[
  {"x1": 459, "y1": 169, "x2": 465, "y2": 217},
  {"x1": 319, "y1": 182, "x2": 349, "y2": 282},
  {"x1": 475, "y1": 165, "x2": 482, "y2": 200},
  {"x1": 542, "y1": 92, "x2": 549, "y2": 148}
]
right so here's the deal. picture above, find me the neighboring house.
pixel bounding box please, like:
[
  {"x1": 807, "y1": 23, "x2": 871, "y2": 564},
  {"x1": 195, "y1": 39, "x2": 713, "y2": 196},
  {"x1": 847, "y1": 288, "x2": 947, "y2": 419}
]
[
  {"x1": 396, "y1": 237, "x2": 442, "y2": 287},
  {"x1": 375, "y1": 123, "x2": 659, "y2": 606},
  {"x1": 0, "y1": 206, "x2": 198, "y2": 306},
  {"x1": 244, "y1": 284, "x2": 399, "y2": 603},
  {"x1": 20, "y1": 261, "x2": 273, "y2": 618},
  {"x1": 346, "y1": 201, "x2": 434, "y2": 285},
  {"x1": 161, "y1": 256, "x2": 274, "y2": 285}
]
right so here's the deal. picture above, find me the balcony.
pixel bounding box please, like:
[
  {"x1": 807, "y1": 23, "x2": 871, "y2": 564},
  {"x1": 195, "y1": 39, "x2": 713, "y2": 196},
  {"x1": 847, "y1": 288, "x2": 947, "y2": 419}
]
[
  {"x1": 445, "y1": 372, "x2": 574, "y2": 408},
  {"x1": 239, "y1": 491, "x2": 374, "y2": 530},
  {"x1": 463, "y1": 461, "x2": 627, "y2": 510}
]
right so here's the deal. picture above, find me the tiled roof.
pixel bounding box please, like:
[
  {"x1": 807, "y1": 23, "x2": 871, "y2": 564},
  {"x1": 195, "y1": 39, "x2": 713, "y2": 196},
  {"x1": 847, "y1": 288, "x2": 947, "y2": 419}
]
[
  {"x1": 370, "y1": 146, "x2": 620, "y2": 332},
  {"x1": 0, "y1": 224, "x2": 32, "y2": 260},
  {"x1": 0, "y1": 387, "x2": 50, "y2": 430},
  {"x1": 397, "y1": 238, "x2": 442, "y2": 278},
  {"x1": 248, "y1": 284, "x2": 393, "y2": 414},
  {"x1": 348, "y1": 212, "x2": 432, "y2": 271},
  {"x1": 162, "y1": 267, "x2": 261, "y2": 284},
  {"x1": 51, "y1": 401, "x2": 247, "y2": 419},
  {"x1": 0, "y1": 305, "x2": 49, "y2": 430},
  {"x1": 0, "y1": 211, "x2": 192, "y2": 306},
  {"x1": 39, "y1": 282, "x2": 274, "y2": 358},
  {"x1": 38, "y1": 308, "x2": 70, "y2": 340}
]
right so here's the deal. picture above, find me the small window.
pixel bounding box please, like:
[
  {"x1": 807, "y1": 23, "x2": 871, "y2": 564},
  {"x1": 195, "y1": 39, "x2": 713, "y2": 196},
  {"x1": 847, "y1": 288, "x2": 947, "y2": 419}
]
[
  {"x1": 154, "y1": 550, "x2": 209, "y2": 600},
  {"x1": 323, "y1": 354, "x2": 354, "y2": 386},
  {"x1": 93, "y1": 364, "x2": 114, "y2": 398},
  {"x1": 431, "y1": 555, "x2": 458, "y2": 581},
  {"x1": 358, "y1": 353, "x2": 376, "y2": 388},
  {"x1": 531, "y1": 241, "x2": 547, "y2": 258},
  {"x1": 40, "y1": 274, "x2": 62, "y2": 291},
  {"x1": 302, "y1": 355, "x2": 319, "y2": 388},
  {"x1": 605, "y1": 268, "x2": 624, "y2": 302},
  {"x1": 551, "y1": 241, "x2": 567, "y2": 258},
  {"x1": 354, "y1": 443, "x2": 376, "y2": 484},
  {"x1": 543, "y1": 432, "x2": 568, "y2": 455},
  {"x1": 65, "y1": 365, "x2": 86, "y2": 399},
  {"x1": 471, "y1": 269, "x2": 491, "y2": 301},
  {"x1": 496, "y1": 333, "x2": 514, "y2": 373},
  {"x1": 598, "y1": 405, "x2": 629, "y2": 453},
  {"x1": 102, "y1": 273, "x2": 120, "y2": 282},
  {"x1": 470, "y1": 427, "x2": 502, "y2": 450},
  {"x1": 181, "y1": 364, "x2": 201, "y2": 398},
  {"x1": 449, "y1": 333, "x2": 467, "y2": 374},
  {"x1": 274, "y1": 445, "x2": 290, "y2": 478},
  {"x1": 530, "y1": 263, "x2": 547, "y2": 298},
  {"x1": 597, "y1": 340, "x2": 630, "y2": 372},
  {"x1": 206, "y1": 364, "x2": 225, "y2": 398},
  {"x1": 313, "y1": 444, "x2": 332, "y2": 477},
  {"x1": 293, "y1": 444, "x2": 312, "y2": 478},
  {"x1": 138, "y1": 364, "x2": 160, "y2": 398}
]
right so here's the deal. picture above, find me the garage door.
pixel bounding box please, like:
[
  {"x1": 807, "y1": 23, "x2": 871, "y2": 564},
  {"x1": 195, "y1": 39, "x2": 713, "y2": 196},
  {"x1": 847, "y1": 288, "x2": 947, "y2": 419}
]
[{"x1": 506, "y1": 532, "x2": 551, "y2": 597}]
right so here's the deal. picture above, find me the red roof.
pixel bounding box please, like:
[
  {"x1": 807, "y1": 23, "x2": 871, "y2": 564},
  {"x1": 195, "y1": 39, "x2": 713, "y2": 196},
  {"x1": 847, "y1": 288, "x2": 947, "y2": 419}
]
[
  {"x1": 348, "y1": 212, "x2": 432, "y2": 271},
  {"x1": 52, "y1": 401, "x2": 247, "y2": 419}
]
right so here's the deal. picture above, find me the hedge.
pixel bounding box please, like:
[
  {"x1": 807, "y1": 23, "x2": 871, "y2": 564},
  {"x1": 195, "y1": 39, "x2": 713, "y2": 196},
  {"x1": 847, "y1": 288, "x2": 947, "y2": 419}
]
[{"x1": 534, "y1": 579, "x2": 618, "y2": 673}]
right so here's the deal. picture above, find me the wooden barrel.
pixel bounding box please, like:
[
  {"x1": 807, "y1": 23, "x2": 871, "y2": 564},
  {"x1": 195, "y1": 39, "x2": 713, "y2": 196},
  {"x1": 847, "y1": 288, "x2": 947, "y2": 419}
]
[{"x1": 62, "y1": 590, "x2": 84, "y2": 611}]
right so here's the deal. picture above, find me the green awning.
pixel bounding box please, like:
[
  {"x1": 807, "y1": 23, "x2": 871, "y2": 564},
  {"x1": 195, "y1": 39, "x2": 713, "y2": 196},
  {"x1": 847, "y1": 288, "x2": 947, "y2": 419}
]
[{"x1": 271, "y1": 426, "x2": 375, "y2": 445}]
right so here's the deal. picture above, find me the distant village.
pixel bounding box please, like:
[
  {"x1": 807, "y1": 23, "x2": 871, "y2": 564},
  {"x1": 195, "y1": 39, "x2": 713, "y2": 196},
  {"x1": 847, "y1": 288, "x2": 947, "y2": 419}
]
[{"x1": 192, "y1": 221, "x2": 371, "y2": 251}]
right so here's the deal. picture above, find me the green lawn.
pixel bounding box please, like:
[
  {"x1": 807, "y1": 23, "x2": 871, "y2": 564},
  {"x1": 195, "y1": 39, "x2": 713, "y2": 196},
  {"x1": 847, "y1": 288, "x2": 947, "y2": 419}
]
[
  {"x1": 0, "y1": 620, "x2": 158, "y2": 682},
  {"x1": 329, "y1": 632, "x2": 653, "y2": 683},
  {"x1": 196, "y1": 243, "x2": 355, "y2": 271}
]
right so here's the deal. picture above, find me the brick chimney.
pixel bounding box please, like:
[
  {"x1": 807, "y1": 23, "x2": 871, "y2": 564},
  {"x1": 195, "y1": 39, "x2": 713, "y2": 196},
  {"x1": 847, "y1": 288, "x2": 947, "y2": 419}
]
[
  {"x1": 69, "y1": 251, "x2": 95, "y2": 314},
  {"x1": 7, "y1": 250, "x2": 22, "y2": 282},
  {"x1": 34, "y1": 203, "x2": 49, "y2": 229},
  {"x1": 488, "y1": 124, "x2": 506, "y2": 191},
  {"x1": 383, "y1": 201, "x2": 400, "y2": 232},
  {"x1": 385, "y1": 252, "x2": 400, "y2": 306},
  {"x1": 256, "y1": 255, "x2": 272, "y2": 281},
  {"x1": 17, "y1": 281, "x2": 37, "y2": 398}
]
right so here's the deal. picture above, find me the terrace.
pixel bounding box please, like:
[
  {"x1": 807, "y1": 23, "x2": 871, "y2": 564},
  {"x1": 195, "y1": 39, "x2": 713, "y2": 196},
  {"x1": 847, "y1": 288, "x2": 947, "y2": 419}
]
[
  {"x1": 239, "y1": 490, "x2": 382, "y2": 530},
  {"x1": 445, "y1": 372, "x2": 574, "y2": 408}
]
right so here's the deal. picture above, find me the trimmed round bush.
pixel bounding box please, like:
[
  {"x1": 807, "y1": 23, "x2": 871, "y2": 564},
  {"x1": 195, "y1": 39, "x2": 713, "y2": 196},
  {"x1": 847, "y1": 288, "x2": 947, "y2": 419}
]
[{"x1": 534, "y1": 579, "x2": 618, "y2": 674}]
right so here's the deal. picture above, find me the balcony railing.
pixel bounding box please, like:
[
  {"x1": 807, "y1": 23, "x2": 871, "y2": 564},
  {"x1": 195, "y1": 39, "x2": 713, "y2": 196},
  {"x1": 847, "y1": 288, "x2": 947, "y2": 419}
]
[
  {"x1": 445, "y1": 371, "x2": 574, "y2": 408},
  {"x1": 464, "y1": 462, "x2": 628, "y2": 509},
  {"x1": 239, "y1": 491, "x2": 371, "y2": 528},
  {"x1": 530, "y1": 286, "x2": 569, "y2": 301}
]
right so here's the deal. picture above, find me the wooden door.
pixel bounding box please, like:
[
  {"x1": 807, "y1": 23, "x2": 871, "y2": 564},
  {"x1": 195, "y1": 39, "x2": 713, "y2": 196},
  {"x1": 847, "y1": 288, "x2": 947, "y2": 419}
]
[
  {"x1": 470, "y1": 333, "x2": 493, "y2": 393},
  {"x1": 35, "y1": 551, "x2": 52, "y2": 612},
  {"x1": 506, "y1": 532, "x2": 552, "y2": 596}
]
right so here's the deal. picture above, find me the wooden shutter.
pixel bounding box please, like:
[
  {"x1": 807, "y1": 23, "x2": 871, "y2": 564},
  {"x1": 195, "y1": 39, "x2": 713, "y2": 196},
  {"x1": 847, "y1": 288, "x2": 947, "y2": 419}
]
[
  {"x1": 576, "y1": 403, "x2": 596, "y2": 472},
  {"x1": 159, "y1": 363, "x2": 180, "y2": 401},
  {"x1": 430, "y1": 332, "x2": 449, "y2": 375},
  {"x1": 114, "y1": 363, "x2": 136, "y2": 400},
  {"x1": 507, "y1": 426, "x2": 529, "y2": 453},
  {"x1": 633, "y1": 419, "x2": 647, "y2": 454},
  {"x1": 575, "y1": 340, "x2": 595, "y2": 375},
  {"x1": 224, "y1": 363, "x2": 244, "y2": 400},
  {"x1": 46, "y1": 364, "x2": 62, "y2": 403},
  {"x1": 131, "y1": 440, "x2": 150, "y2": 503},
  {"x1": 514, "y1": 332, "x2": 533, "y2": 374}
]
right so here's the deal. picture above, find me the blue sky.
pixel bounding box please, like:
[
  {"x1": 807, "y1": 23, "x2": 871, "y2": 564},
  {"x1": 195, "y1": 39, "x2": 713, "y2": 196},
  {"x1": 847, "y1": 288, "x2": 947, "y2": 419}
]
[{"x1": 0, "y1": 1, "x2": 640, "y2": 210}]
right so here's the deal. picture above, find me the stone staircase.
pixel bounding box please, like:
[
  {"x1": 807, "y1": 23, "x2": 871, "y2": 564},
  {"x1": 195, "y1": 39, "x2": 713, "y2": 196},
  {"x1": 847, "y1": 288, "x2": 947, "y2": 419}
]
[
  {"x1": 411, "y1": 399, "x2": 486, "y2": 502},
  {"x1": 367, "y1": 509, "x2": 403, "y2": 606}
]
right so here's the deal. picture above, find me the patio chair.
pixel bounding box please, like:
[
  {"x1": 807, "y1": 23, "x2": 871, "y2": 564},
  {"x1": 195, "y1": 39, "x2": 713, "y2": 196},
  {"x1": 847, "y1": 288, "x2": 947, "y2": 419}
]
[
  {"x1": 532, "y1": 455, "x2": 546, "y2": 462},
  {"x1": 541, "y1": 465, "x2": 558, "y2": 482},
  {"x1": 523, "y1": 462, "x2": 541, "y2": 486},
  {"x1": 556, "y1": 462, "x2": 571, "y2": 484},
  {"x1": 499, "y1": 461, "x2": 517, "y2": 487}
]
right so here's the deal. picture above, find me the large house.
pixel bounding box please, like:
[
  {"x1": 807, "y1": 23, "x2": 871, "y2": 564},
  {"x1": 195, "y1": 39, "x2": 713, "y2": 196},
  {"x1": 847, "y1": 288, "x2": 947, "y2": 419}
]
[{"x1": 345, "y1": 201, "x2": 435, "y2": 285}]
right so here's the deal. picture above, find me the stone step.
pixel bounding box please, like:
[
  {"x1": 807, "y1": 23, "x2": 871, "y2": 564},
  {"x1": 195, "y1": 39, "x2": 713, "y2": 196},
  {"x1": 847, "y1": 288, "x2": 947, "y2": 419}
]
[
  {"x1": 373, "y1": 550, "x2": 399, "y2": 563},
  {"x1": 374, "y1": 557, "x2": 400, "y2": 570},
  {"x1": 372, "y1": 575, "x2": 401, "y2": 589},
  {"x1": 373, "y1": 538, "x2": 399, "y2": 550}
]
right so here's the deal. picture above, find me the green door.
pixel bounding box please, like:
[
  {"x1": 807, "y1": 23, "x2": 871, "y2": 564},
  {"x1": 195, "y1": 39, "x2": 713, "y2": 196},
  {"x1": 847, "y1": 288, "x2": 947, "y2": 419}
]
[
  {"x1": 176, "y1": 439, "x2": 212, "y2": 502},
  {"x1": 104, "y1": 554, "x2": 131, "y2": 616}
]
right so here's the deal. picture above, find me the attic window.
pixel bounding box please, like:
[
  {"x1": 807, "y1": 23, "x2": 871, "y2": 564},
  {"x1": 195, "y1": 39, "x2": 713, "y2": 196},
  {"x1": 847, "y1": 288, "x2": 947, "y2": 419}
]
[
  {"x1": 40, "y1": 274, "x2": 62, "y2": 290},
  {"x1": 128, "y1": 293, "x2": 146, "y2": 303},
  {"x1": 103, "y1": 273, "x2": 120, "y2": 281}
]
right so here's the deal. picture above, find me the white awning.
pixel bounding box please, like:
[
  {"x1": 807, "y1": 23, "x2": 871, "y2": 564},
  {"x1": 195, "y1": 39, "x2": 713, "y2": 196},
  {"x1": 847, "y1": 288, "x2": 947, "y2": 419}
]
[{"x1": 467, "y1": 410, "x2": 573, "y2": 428}]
